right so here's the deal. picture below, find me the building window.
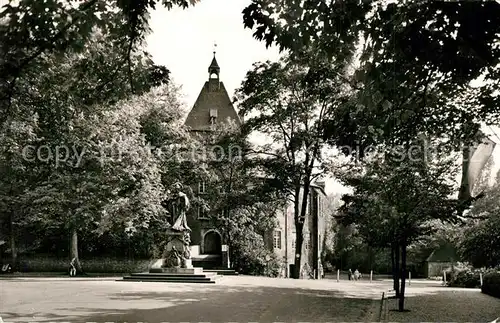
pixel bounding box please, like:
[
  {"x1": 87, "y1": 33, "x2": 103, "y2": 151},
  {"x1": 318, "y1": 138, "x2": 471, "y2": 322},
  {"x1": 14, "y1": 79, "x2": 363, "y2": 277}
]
[
  {"x1": 273, "y1": 230, "x2": 282, "y2": 249},
  {"x1": 198, "y1": 181, "x2": 206, "y2": 194},
  {"x1": 198, "y1": 206, "x2": 208, "y2": 219},
  {"x1": 305, "y1": 240, "x2": 309, "y2": 250},
  {"x1": 209, "y1": 109, "x2": 218, "y2": 127}
]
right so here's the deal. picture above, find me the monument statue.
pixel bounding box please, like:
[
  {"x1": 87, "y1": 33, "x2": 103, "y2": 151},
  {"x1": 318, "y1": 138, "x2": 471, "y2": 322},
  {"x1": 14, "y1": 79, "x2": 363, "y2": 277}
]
[
  {"x1": 160, "y1": 182, "x2": 193, "y2": 269},
  {"x1": 167, "y1": 182, "x2": 191, "y2": 232}
]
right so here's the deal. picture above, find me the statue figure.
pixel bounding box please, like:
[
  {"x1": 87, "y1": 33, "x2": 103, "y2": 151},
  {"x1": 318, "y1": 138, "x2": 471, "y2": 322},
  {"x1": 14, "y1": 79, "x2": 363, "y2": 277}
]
[
  {"x1": 159, "y1": 182, "x2": 193, "y2": 269},
  {"x1": 162, "y1": 246, "x2": 181, "y2": 268},
  {"x1": 182, "y1": 232, "x2": 191, "y2": 260},
  {"x1": 169, "y1": 182, "x2": 191, "y2": 232}
]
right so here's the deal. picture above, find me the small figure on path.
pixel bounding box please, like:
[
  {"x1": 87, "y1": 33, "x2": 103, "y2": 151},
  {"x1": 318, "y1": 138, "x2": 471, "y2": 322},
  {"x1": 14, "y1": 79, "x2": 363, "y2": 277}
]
[
  {"x1": 69, "y1": 257, "x2": 76, "y2": 277},
  {"x1": 348, "y1": 268, "x2": 352, "y2": 281},
  {"x1": 354, "y1": 269, "x2": 361, "y2": 281}
]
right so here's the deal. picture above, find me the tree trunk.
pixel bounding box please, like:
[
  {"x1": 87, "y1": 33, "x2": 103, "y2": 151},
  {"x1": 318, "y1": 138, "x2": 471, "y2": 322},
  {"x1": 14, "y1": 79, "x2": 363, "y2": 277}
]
[
  {"x1": 296, "y1": 176, "x2": 312, "y2": 279},
  {"x1": 70, "y1": 226, "x2": 83, "y2": 274},
  {"x1": 9, "y1": 213, "x2": 18, "y2": 271},
  {"x1": 293, "y1": 185, "x2": 302, "y2": 279},
  {"x1": 391, "y1": 244, "x2": 395, "y2": 281},
  {"x1": 392, "y1": 243, "x2": 401, "y2": 298},
  {"x1": 294, "y1": 223, "x2": 304, "y2": 278},
  {"x1": 399, "y1": 242, "x2": 408, "y2": 311}
]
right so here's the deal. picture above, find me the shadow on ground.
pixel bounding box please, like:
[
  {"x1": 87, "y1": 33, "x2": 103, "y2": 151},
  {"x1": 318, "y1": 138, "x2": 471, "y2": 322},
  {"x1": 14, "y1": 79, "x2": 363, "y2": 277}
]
[
  {"x1": 83, "y1": 286, "x2": 377, "y2": 322},
  {"x1": 1, "y1": 284, "x2": 379, "y2": 322},
  {"x1": 385, "y1": 289, "x2": 500, "y2": 322}
]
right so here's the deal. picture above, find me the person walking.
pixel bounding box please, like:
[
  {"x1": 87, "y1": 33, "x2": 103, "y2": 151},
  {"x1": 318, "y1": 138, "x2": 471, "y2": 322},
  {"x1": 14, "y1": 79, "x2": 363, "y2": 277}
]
[
  {"x1": 354, "y1": 269, "x2": 361, "y2": 281},
  {"x1": 348, "y1": 268, "x2": 352, "y2": 281},
  {"x1": 69, "y1": 257, "x2": 76, "y2": 277}
]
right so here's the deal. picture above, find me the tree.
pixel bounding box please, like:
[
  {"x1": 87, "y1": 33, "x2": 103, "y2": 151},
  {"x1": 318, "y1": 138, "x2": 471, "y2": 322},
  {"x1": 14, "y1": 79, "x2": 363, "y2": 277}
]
[
  {"x1": 0, "y1": 40, "x2": 180, "y2": 272},
  {"x1": 20, "y1": 86, "x2": 186, "y2": 273},
  {"x1": 337, "y1": 139, "x2": 461, "y2": 311},
  {"x1": 458, "y1": 171, "x2": 500, "y2": 268},
  {"x1": 192, "y1": 122, "x2": 285, "y2": 274},
  {"x1": 320, "y1": 193, "x2": 342, "y2": 269},
  {"x1": 0, "y1": 0, "x2": 198, "y2": 125},
  {"x1": 235, "y1": 53, "x2": 340, "y2": 278},
  {"x1": 243, "y1": 1, "x2": 500, "y2": 200},
  {"x1": 0, "y1": 0, "x2": 193, "y2": 269}
]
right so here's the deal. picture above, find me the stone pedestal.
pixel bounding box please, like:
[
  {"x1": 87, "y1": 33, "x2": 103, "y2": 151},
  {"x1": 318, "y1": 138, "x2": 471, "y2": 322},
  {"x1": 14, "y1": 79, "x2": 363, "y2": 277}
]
[
  {"x1": 184, "y1": 258, "x2": 193, "y2": 269},
  {"x1": 150, "y1": 267, "x2": 203, "y2": 274},
  {"x1": 160, "y1": 228, "x2": 192, "y2": 269}
]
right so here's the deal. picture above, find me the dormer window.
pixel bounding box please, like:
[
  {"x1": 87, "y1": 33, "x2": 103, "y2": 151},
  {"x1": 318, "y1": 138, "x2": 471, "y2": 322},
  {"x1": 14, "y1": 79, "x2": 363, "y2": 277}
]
[{"x1": 209, "y1": 109, "x2": 218, "y2": 126}]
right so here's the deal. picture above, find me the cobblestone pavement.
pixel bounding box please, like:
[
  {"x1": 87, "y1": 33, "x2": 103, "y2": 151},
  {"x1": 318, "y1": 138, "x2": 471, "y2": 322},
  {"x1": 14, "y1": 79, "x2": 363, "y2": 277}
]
[{"x1": 0, "y1": 275, "x2": 381, "y2": 322}]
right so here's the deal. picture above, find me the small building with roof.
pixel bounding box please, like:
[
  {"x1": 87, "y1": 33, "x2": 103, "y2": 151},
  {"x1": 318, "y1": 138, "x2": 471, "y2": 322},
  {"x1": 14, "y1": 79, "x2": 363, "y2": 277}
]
[{"x1": 424, "y1": 243, "x2": 459, "y2": 277}]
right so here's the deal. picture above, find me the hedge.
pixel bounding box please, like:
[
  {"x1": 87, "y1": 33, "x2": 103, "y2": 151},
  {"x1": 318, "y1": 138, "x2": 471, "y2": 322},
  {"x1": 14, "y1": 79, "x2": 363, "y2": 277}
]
[
  {"x1": 482, "y1": 271, "x2": 500, "y2": 298},
  {"x1": 18, "y1": 257, "x2": 153, "y2": 273},
  {"x1": 447, "y1": 269, "x2": 481, "y2": 288}
]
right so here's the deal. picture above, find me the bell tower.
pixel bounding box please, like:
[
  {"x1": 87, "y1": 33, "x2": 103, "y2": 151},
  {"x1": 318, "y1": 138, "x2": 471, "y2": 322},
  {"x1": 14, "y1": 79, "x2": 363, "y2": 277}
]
[
  {"x1": 184, "y1": 47, "x2": 241, "y2": 132},
  {"x1": 208, "y1": 46, "x2": 221, "y2": 91}
]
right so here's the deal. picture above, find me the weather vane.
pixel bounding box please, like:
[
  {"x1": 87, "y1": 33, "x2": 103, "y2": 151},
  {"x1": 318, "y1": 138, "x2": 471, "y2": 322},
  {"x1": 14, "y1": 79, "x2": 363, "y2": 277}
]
[{"x1": 213, "y1": 42, "x2": 217, "y2": 56}]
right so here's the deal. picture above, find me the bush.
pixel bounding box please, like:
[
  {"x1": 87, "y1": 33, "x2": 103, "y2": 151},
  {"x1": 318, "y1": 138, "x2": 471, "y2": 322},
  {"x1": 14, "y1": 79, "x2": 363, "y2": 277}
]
[
  {"x1": 232, "y1": 246, "x2": 281, "y2": 277},
  {"x1": 444, "y1": 262, "x2": 482, "y2": 288},
  {"x1": 230, "y1": 229, "x2": 282, "y2": 277},
  {"x1": 18, "y1": 257, "x2": 152, "y2": 273},
  {"x1": 447, "y1": 269, "x2": 481, "y2": 288},
  {"x1": 444, "y1": 262, "x2": 469, "y2": 285},
  {"x1": 482, "y1": 270, "x2": 500, "y2": 298}
]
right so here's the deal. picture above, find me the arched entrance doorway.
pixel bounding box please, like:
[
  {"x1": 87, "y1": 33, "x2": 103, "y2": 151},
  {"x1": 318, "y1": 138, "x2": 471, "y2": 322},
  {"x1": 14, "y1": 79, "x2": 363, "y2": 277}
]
[{"x1": 203, "y1": 231, "x2": 222, "y2": 254}]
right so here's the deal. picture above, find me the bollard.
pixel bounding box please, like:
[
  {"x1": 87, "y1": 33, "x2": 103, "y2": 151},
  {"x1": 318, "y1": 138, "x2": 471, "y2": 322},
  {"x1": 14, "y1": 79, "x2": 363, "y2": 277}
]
[
  {"x1": 378, "y1": 292, "x2": 385, "y2": 322},
  {"x1": 480, "y1": 272, "x2": 483, "y2": 286},
  {"x1": 337, "y1": 269, "x2": 340, "y2": 282},
  {"x1": 370, "y1": 270, "x2": 373, "y2": 283},
  {"x1": 409, "y1": 271, "x2": 411, "y2": 286},
  {"x1": 443, "y1": 270, "x2": 447, "y2": 284}
]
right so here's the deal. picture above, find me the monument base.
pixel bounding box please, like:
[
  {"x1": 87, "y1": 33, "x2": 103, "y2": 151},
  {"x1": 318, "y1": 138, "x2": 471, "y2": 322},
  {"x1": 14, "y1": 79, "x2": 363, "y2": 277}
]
[
  {"x1": 122, "y1": 264, "x2": 220, "y2": 283},
  {"x1": 149, "y1": 266, "x2": 203, "y2": 274}
]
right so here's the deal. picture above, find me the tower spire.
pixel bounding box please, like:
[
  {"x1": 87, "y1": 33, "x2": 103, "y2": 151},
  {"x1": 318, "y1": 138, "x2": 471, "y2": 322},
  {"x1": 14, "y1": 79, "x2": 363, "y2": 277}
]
[{"x1": 208, "y1": 44, "x2": 220, "y2": 79}]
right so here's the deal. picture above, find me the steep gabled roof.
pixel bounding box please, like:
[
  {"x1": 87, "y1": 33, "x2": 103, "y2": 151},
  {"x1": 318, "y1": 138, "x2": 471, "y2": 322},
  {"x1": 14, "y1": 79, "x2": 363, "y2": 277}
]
[
  {"x1": 209, "y1": 56, "x2": 220, "y2": 71},
  {"x1": 426, "y1": 244, "x2": 459, "y2": 262},
  {"x1": 184, "y1": 81, "x2": 241, "y2": 131},
  {"x1": 184, "y1": 54, "x2": 241, "y2": 131}
]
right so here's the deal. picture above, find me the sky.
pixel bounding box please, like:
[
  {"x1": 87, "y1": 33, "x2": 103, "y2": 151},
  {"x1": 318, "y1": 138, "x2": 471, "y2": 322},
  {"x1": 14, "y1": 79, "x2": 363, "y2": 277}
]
[
  {"x1": 145, "y1": 0, "x2": 353, "y2": 195},
  {"x1": 146, "y1": 0, "x2": 281, "y2": 110},
  {"x1": 145, "y1": 0, "x2": 500, "y2": 196}
]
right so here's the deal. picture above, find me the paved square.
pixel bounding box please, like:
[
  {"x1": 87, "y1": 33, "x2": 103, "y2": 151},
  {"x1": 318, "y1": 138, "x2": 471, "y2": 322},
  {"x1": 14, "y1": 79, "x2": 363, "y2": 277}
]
[
  {"x1": 1, "y1": 276, "x2": 498, "y2": 322},
  {"x1": 0, "y1": 276, "x2": 381, "y2": 322}
]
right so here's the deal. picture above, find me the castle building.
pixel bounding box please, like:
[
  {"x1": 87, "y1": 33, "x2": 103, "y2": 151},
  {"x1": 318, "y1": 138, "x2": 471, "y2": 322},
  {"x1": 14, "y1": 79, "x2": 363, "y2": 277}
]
[{"x1": 184, "y1": 53, "x2": 327, "y2": 278}]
